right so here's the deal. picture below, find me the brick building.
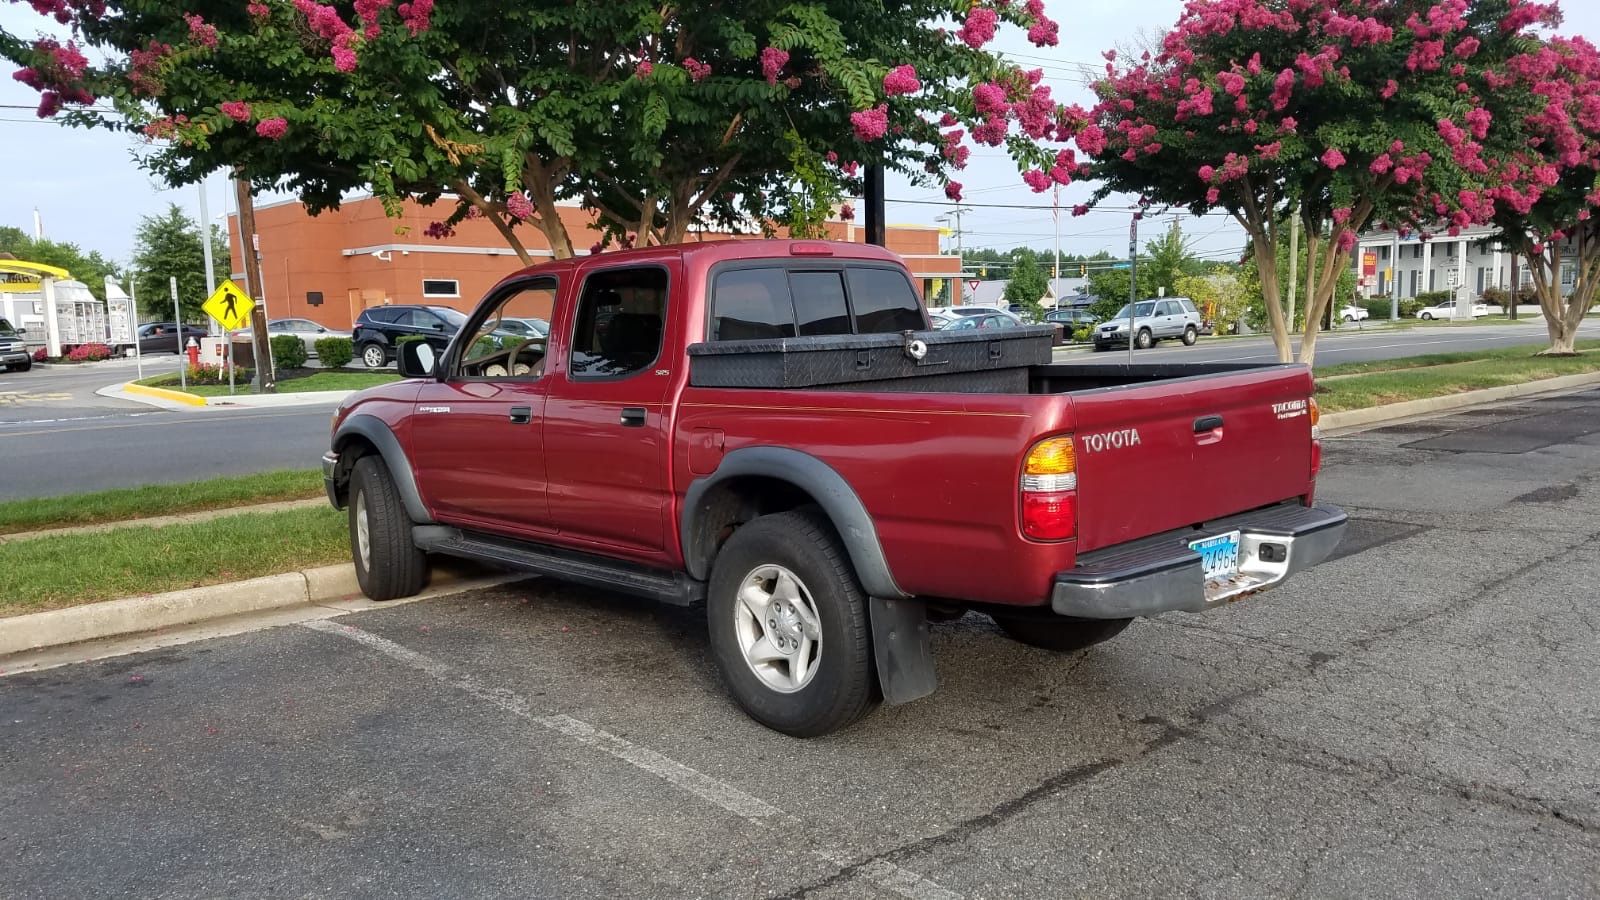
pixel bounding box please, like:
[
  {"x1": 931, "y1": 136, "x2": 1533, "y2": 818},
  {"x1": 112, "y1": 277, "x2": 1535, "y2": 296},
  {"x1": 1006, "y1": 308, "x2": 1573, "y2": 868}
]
[{"x1": 226, "y1": 195, "x2": 962, "y2": 330}]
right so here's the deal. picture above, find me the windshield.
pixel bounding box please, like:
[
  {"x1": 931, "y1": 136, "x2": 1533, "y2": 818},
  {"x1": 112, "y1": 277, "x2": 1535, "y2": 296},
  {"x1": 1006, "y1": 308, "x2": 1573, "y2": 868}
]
[
  {"x1": 0, "y1": 318, "x2": 16, "y2": 336},
  {"x1": 1110, "y1": 302, "x2": 1159, "y2": 319}
]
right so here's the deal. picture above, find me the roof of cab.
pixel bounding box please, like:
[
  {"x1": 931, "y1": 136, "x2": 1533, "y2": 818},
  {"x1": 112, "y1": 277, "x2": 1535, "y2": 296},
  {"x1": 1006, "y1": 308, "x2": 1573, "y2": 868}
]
[{"x1": 490, "y1": 239, "x2": 904, "y2": 290}]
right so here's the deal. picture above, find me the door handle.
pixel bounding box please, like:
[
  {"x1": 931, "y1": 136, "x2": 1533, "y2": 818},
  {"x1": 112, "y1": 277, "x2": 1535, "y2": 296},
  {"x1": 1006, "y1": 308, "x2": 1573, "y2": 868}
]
[
  {"x1": 508, "y1": 405, "x2": 532, "y2": 425},
  {"x1": 1194, "y1": 414, "x2": 1224, "y2": 433},
  {"x1": 620, "y1": 407, "x2": 647, "y2": 427}
]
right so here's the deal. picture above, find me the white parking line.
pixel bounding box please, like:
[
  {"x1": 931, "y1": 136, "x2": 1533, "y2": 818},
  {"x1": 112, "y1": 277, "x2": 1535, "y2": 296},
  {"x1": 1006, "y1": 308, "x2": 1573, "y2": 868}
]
[{"x1": 302, "y1": 619, "x2": 960, "y2": 900}]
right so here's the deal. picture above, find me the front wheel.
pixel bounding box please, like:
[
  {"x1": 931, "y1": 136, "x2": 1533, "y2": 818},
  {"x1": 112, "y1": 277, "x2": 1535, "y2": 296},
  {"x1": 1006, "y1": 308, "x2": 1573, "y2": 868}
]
[
  {"x1": 991, "y1": 614, "x2": 1132, "y2": 652},
  {"x1": 360, "y1": 342, "x2": 388, "y2": 368},
  {"x1": 1343, "y1": 314, "x2": 1356, "y2": 323},
  {"x1": 707, "y1": 508, "x2": 877, "y2": 737},
  {"x1": 1181, "y1": 325, "x2": 1198, "y2": 346},
  {"x1": 349, "y1": 455, "x2": 429, "y2": 601},
  {"x1": 14, "y1": 359, "x2": 31, "y2": 372},
  {"x1": 1421, "y1": 312, "x2": 1434, "y2": 320},
  {"x1": 1134, "y1": 328, "x2": 1153, "y2": 350}
]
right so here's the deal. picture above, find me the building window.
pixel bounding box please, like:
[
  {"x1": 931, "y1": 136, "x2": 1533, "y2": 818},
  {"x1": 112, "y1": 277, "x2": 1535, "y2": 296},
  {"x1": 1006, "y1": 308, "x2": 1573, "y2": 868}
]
[
  {"x1": 306, "y1": 291, "x2": 324, "y2": 307},
  {"x1": 1414, "y1": 245, "x2": 1423, "y2": 259},
  {"x1": 422, "y1": 279, "x2": 460, "y2": 298},
  {"x1": 1379, "y1": 246, "x2": 1390, "y2": 260}
]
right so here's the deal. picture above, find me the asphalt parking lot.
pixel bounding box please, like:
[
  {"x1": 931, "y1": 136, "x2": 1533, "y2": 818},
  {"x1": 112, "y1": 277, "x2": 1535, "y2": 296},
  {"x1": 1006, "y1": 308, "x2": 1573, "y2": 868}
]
[{"x1": 4, "y1": 390, "x2": 1600, "y2": 898}]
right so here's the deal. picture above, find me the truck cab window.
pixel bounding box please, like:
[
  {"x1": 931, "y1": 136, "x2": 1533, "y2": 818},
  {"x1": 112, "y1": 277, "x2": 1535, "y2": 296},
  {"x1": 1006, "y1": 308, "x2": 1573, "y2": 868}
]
[
  {"x1": 846, "y1": 267, "x2": 926, "y2": 333},
  {"x1": 790, "y1": 271, "x2": 852, "y2": 336},
  {"x1": 571, "y1": 267, "x2": 667, "y2": 378},
  {"x1": 712, "y1": 268, "x2": 795, "y2": 340},
  {"x1": 460, "y1": 279, "x2": 558, "y2": 379}
]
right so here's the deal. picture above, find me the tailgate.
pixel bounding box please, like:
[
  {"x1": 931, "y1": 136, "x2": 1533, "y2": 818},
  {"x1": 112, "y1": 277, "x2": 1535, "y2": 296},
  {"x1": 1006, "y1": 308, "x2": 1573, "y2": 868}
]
[{"x1": 1069, "y1": 366, "x2": 1316, "y2": 552}]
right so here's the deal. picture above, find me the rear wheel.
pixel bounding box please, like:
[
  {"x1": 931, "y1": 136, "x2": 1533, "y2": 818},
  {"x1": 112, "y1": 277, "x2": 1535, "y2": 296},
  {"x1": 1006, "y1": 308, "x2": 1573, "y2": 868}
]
[
  {"x1": 349, "y1": 455, "x2": 429, "y2": 601},
  {"x1": 707, "y1": 508, "x2": 876, "y2": 737},
  {"x1": 1134, "y1": 328, "x2": 1153, "y2": 350},
  {"x1": 991, "y1": 614, "x2": 1132, "y2": 652},
  {"x1": 1181, "y1": 325, "x2": 1198, "y2": 346},
  {"x1": 360, "y1": 342, "x2": 388, "y2": 368},
  {"x1": 1421, "y1": 312, "x2": 1434, "y2": 320},
  {"x1": 1343, "y1": 314, "x2": 1356, "y2": 323}
]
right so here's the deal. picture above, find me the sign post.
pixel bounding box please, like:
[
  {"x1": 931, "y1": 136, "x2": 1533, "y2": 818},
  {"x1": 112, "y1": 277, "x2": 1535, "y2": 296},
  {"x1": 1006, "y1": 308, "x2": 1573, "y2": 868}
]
[
  {"x1": 203, "y1": 280, "x2": 257, "y2": 396},
  {"x1": 170, "y1": 276, "x2": 186, "y2": 390}
]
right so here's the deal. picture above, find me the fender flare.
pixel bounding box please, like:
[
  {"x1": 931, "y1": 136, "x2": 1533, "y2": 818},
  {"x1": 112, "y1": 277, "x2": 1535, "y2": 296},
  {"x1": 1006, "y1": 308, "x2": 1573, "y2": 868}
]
[
  {"x1": 333, "y1": 414, "x2": 434, "y2": 524},
  {"x1": 680, "y1": 446, "x2": 908, "y2": 600}
]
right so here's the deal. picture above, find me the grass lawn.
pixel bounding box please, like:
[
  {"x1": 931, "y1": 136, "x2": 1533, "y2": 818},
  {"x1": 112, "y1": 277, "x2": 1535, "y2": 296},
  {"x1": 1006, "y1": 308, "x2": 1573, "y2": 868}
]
[
  {"x1": 137, "y1": 369, "x2": 400, "y2": 397},
  {"x1": 1317, "y1": 340, "x2": 1600, "y2": 379},
  {"x1": 0, "y1": 469, "x2": 323, "y2": 536},
  {"x1": 0, "y1": 505, "x2": 349, "y2": 615},
  {"x1": 1317, "y1": 349, "x2": 1600, "y2": 413}
]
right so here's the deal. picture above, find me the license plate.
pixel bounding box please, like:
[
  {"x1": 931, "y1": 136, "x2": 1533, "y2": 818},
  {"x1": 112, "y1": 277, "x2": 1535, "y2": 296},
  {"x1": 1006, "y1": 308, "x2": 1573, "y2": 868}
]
[{"x1": 1190, "y1": 531, "x2": 1241, "y2": 580}]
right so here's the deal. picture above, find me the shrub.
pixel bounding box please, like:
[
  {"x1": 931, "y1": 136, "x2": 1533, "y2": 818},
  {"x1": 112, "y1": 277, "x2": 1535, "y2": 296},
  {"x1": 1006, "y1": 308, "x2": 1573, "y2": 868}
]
[
  {"x1": 1415, "y1": 290, "x2": 1451, "y2": 305},
  {"x1": 1398, "y1": 299, "x2": 1426, "y2": 318},
  {"x1": 314, "y1": 336, "x2": 354, "y2": 367},
  {"x1": 270, "y1": 334, "x2": 308, "y2": 370},
  {"x1": 1363, "y1": 299, "x2": 1392, "y2": 320},
  {"x1": 1481, "y1": 287, "x2": 1512, "y2": 306},
  {"x1": 185, "y1": 363, "x2": 253, "y2": 385},
  {"x1": 1072, "y1": 325, "x2": 1094, "y2": 343},
  {"x1": 32, "y1": 347, "x2": 48, "y2": 362},
  {"x1": 66, "y1": 343, "x2": 113, "y2": 362}
]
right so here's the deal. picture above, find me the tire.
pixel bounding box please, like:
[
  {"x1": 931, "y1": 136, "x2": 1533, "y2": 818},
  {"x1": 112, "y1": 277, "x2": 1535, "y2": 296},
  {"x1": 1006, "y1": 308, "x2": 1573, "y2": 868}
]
[
  {"x1": 15, "y1": 359, "x2": 30, "y2": 372},
  {"x1": 707, "y1": 508, "x2": 877, "y2": 737},
  {"x1": 1181, "y1": 325, "x2": 1198, "y2": 346},
  {"x1": 1421, "y1": 312, "x2": 1434, "y2": 320},
  {"x1": 349, "y1": 455, "x2": 429, "y2": 602},
  {"x1": 360, "y1": 342, "x2": 389, "y2": 368},
  {"x1": 1134, "y1": 328, "x2": 1153, "y2": 350},
  {"x1": 1343, "y1": 315, "x2": 1356, "y2": 323},
  {"x1": 991, "y1": 614, "x2": 1132, "y2": 653}
]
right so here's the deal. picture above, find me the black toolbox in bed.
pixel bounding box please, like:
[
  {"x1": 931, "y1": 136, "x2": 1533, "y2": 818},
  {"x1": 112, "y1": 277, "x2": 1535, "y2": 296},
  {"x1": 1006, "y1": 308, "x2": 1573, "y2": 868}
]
[{"x1": 686, "y1": 326, "x2": 1054, "y2": 392}]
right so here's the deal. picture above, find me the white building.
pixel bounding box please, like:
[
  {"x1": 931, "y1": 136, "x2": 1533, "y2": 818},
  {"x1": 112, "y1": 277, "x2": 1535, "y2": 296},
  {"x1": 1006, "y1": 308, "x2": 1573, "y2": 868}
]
[{"x1": 1353, "y1": 225, "x2": 1579, "y2": 300}]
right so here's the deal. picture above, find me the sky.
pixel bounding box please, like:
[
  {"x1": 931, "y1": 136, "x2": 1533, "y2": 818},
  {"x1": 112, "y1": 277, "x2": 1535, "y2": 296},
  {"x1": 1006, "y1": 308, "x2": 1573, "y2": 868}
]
[{"x1": 3, "y1": 2, "x2": 1599, "y2": 270}]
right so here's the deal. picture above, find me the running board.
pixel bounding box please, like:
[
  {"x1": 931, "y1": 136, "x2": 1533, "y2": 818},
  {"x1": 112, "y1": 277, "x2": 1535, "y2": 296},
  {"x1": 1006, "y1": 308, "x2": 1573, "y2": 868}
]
[{"x1": 413, "y1": 526, "x2": 705, "y2": 607}]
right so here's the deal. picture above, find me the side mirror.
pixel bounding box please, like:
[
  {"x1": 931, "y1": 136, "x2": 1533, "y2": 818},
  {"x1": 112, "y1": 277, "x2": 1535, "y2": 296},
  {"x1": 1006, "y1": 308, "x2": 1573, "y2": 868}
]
[{"x1": 398, "y1": 341, "x2": 438, "y2": 379}]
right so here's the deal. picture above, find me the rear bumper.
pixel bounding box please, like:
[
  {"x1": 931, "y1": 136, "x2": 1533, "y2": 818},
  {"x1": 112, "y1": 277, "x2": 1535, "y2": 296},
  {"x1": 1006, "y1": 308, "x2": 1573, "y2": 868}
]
[{"x1": 1051, "y1": 502, "x2": 1347, "y2": 619}]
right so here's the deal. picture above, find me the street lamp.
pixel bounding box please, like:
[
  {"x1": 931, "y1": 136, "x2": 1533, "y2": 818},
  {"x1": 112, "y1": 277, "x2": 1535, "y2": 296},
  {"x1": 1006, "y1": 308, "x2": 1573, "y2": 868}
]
[{"x1": 1127, "y1": 196, "x2": 1152, "y2": 364}]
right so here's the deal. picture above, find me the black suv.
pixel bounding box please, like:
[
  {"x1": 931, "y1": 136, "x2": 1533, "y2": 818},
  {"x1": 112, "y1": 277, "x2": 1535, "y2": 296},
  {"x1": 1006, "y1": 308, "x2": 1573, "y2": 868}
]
[
  {"x1": 0, "y1": 317, "x2": 31, "y2": 372},
  {"x1": 352, "y1": 304, "x2": 469, "y2": 368}
]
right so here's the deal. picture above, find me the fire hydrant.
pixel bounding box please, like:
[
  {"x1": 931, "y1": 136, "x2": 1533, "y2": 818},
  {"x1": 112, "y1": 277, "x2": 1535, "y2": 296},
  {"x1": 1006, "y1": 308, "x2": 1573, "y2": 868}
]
[{"x1": 186, "y1": 336, "x2": 201, "y2": 368}]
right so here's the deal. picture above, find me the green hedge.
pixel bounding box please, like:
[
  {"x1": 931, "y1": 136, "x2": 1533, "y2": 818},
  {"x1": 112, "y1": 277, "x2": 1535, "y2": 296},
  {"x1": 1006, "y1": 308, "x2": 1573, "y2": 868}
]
[
  {"x1": 1415, "y1": 290, "x2": 1452, "y2": 305},
  {"x1": 1363, "y1": 299, "x2": 1393, "y2": 319},
  {"x1": 1399, "y1": 299, "x2": 1426, "y2": 317},
  {"x1": 270, "y1": 334, "x2": 308, "y2": 370},
  {"x1": 314, "y1": 336, "x2": 354, "y2": 367}
]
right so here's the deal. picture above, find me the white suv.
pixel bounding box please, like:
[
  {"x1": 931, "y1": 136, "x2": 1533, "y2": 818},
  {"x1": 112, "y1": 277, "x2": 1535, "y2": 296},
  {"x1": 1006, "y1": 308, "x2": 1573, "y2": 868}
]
[{"x1": 1094, "y1": 298, "x2": 1203, "y2": 350}]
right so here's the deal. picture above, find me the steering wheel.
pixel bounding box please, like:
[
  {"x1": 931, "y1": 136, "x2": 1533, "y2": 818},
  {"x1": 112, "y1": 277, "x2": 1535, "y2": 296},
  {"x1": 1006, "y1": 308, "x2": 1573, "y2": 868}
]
[{"x1": 507, "y1": 338, "x2": 545, "y2": 377}]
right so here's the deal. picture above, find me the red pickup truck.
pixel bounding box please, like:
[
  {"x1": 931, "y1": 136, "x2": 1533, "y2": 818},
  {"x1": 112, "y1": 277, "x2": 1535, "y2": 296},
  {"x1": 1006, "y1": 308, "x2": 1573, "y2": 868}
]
[{"x1": 323, "y1": 240, "x2": 1345, "y2": 736}]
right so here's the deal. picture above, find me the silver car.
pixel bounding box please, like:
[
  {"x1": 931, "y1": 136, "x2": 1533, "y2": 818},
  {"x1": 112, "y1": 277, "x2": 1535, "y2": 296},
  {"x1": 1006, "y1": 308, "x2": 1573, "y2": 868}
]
[
  {"x1": 1094, "y1": 298, "x2": 1203, "y2": 351},
  {"x1": 234, "y1": 317, "x2": 351, "y2": 357}
]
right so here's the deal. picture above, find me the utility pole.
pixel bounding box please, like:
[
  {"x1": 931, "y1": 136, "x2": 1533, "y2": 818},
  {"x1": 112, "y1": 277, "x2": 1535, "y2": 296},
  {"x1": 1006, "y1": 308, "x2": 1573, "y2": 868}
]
[
  {"x1": 233, "y1": 174, "x2": 275, "y2": 393},
  {"x1": 1390, "y1": 229, "x2": 1401, "y2": 321},
  {"x1": 1287, "y1": 206, "x2": 1301, "y2": 330},
  {"x1": 197, "y1": 183, "x2": 218, "y2": 311},
  {"x1": 1128, "y1": 198, "x2": 1151, "y2": 364},
  {"x1": 171, "y1": 276, "x2": 186, "y2": 390},
  {"x1": 864, "y1": 164, "x2": 886, "y2": 248},
  {"x1": 1052, "y1": 186, "x2": 1062, "y2": 309},
  {"x1": 1510, "y1": 252, "x2": 1520, "y2": 321}
]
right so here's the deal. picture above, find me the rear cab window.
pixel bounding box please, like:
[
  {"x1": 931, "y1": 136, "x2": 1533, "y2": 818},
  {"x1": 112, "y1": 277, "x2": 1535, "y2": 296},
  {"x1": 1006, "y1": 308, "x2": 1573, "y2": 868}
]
[
  {"x1": 709, "y1": 263, "x2": 926, "y2": 341},
  {"x1": 570, "y1": 266, "x2": 668, "y2": 378}
]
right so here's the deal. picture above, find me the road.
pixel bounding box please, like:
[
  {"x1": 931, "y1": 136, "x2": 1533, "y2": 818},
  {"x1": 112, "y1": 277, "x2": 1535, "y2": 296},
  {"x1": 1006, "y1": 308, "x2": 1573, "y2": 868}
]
[
  {"x1": 4, "y1": 390, "x2": 1598, "y2": 897},
  {"x1": 0, "y1": 321, "x2": 1589, "y2": 500},
  {"x1": 1055, "y1": 318, "x2": 1592, "y2": 368},
  {"x1": 0, "y1": 357, "x2": 333, "y2": 500}
]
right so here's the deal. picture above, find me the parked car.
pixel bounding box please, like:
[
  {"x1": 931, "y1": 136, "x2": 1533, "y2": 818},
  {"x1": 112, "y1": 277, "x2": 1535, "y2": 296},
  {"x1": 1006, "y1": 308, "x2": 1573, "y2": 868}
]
[
  {"x1": 233, "y1": 318, "x2": 351, "y2": 357},
  {"x1": 322, "y1": 239, "x2": 1345, "y2": 736},
  {"x1": 1415, "y1": 300, "x2": 1498, "y2": 320},
  {"x1": 940, "y1": 313, "x2": 1022, "y2": 330},
  {"x1": 117, "y1": 322, "x2": 209, "y2": 356},
  {"x1": 1093, "y1": 297, "x2": 1204, "y2": 350},
  {"x1": 0, "y1": 317, "x2": 30, "y2": 372},
  {"x1": 351, "y1": 304, "x2": 470, "y2": 368},
  {"x1": 1339, "y1": 304, "x2": 1370, "y2": 323},
  {"x1": 495, "y1": 317, "x2": 549, "y2": 339},
  {"x1": 926, "y1": 305, "x2": 1020, "y2": 323},
  {"x1": 1044, "y1": 308, "x2": 1098, "y2": 327}
]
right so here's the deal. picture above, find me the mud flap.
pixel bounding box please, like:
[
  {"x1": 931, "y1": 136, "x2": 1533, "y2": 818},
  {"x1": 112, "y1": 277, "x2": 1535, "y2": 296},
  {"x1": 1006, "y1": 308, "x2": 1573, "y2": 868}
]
[{"x1": 868, "y1": 596, "x2": 937, "y2": 705}]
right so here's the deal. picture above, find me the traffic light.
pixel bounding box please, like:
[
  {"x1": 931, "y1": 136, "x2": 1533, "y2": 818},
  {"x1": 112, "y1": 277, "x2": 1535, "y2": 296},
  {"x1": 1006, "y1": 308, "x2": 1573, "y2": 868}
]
[{"x1": 1079, "y1": 263, "x2": 1087, "y2": 276}]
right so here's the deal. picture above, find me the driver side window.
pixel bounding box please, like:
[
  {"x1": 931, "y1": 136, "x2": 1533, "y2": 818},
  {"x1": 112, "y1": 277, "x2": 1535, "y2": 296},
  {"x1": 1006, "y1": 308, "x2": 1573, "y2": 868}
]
[{"x1": 458, "y1": 278, "x2": 559, "y2": 379}]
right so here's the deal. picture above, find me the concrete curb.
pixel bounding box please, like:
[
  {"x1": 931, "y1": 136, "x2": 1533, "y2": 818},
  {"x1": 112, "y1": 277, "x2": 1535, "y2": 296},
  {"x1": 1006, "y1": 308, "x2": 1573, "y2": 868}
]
[
  {"x1": 204, "y1": 389, "x2": 353, "y2": 408},
  {"x1": 0, "y1": 564, "x2": 515, "y2": 658},
  {"x1": 122, "y1": 381, "x2": 207, "y2": 407},
  {"x1": 0, "y1": 498, "x2": 326, "y2": 545},
  {"x1": 96, "y1": 381, "x2": 200, "y2": 411},
  {"x1": 1321, "y1": 370, "x2": 1600, "y2": 432}
]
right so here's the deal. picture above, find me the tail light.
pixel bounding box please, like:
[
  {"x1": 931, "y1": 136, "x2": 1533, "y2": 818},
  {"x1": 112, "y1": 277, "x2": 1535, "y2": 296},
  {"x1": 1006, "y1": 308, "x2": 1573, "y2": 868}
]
[
  {"x1": 1021, "y1": 436, "x2": 1076, "y2": 541},
  {"x1": 1309, "y1": 397, "x2": 1323, "y2": 476}
]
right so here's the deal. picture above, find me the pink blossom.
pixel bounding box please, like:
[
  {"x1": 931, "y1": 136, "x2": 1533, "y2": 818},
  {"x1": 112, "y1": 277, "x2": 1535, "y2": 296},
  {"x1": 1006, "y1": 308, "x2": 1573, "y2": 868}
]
[
  {"x1": 842, "y1": 160, "x2": 859, "y2": 177},
  {"x1": 1022, "y1": 169, "x2": 1051, "y2": 192},
  {"x1": 1218, "y1": 71, "x2": 1246, "y2": 96},
  {"x1": 1332, "y1": 207, "x2": 1352, "y2": 225},
  {"x1": 423, "y1": 221, "x2": 454, "y2": 240},
  {"x1": 184, "y1": 13, "x2": 219, "y2": 49},
  {"x1": 939, "y1": 113, "x2": 958, "y2": 127},
  {"x1": 1205, "y1": 187, "x2": 1220, "y2": 204},
  {"x1": 634, "y1": 60, "x2": 653, "y2": 79},
  {"x1": 396, "y1": 0, "x2": 431, "y2": 35},
  {"x1": 1075, "y1": 124, "x2": 1107, "y2": 156},
  {"x1": 760, "y1": 47, "x2": 788, "y2": 85},
  {"x1": 958, "y1": 7, "x2": 998, "y2": 49},
  {"x1": 248, "y1": 1, "x2": 271, "y2": 21},
  {"x1": 683, "y1": 58, "x2": 712, "y2": 82},
  {"x1": 840, "y1": 204, "x2": 855, "y2": 222},
  {"x1": 1198, "y1": 164, "x2": 1216, "y2": 182},
  {"x1": 825, "y1": 150, "x2": 839, "y2": 163},
  {"x1": 883, "y1": 64, "x2": 920, "y2": 96},
  {"x1": 1072, "y1": 204, "x2": 1089, "y2": 217},
  {"x1": 945, "y1": 181, "x2": 963, "y2": 201},
  {"x1": 1381, "y1": 79, "x2": 1399, "y2": 99},
  {"x1": 332, "y1": 46, "x2": 358, "y2": 72},
  {"x1": 1321, "y1": 148, "x2": 1346, "y2": 169},
  {"x1": 256, "y1": 117, "x2": 287, "y2": 140},
  {"x1": 850, "y1": 105, "x2": 889, "y2": 142},
  {"x1": 505, "y1": 193, "x2": 533, "y2": 221},
  {"x1": 1027, "y1": 18, "x2": 1059, "y2": 47},
  {"x1": 220, "y1": 100, "x2": 252, "y2": 122},
  {"x1": 1336, "y1": 230, "x2": 1357, "y2": 253},
  {"x1": 589, "y1": 242, "x2": 605, "y2": 255},
  {"x1": 973, "y1": 82, "x2": 1008, "y2": 117},
  {"x1": 1280, "y1": 116, "x2": 1298, "y2": 132},
  {"x1": 1454, "y1": 36, "x2": 1481, "y2": 58}
]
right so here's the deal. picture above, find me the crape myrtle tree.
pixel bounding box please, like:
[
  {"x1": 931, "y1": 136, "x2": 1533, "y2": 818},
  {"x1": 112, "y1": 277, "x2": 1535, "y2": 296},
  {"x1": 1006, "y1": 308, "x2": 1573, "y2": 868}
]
[
  {"x1": 1478, "y1": 35, "x2": 1600, "y2": 355},
  {"x1": 4, "y1": 0, "x2": 1081, "y2": 262},
  {"x1": 1066, "y1": 0, "x2": 1570, "y2": 365}
]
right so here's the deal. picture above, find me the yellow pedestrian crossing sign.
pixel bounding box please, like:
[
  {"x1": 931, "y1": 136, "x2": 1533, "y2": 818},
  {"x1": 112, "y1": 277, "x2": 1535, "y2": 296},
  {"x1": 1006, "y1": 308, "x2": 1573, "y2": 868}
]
[{"x1": 202, "y1": 279, "x2": 256, "y2": 331}]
